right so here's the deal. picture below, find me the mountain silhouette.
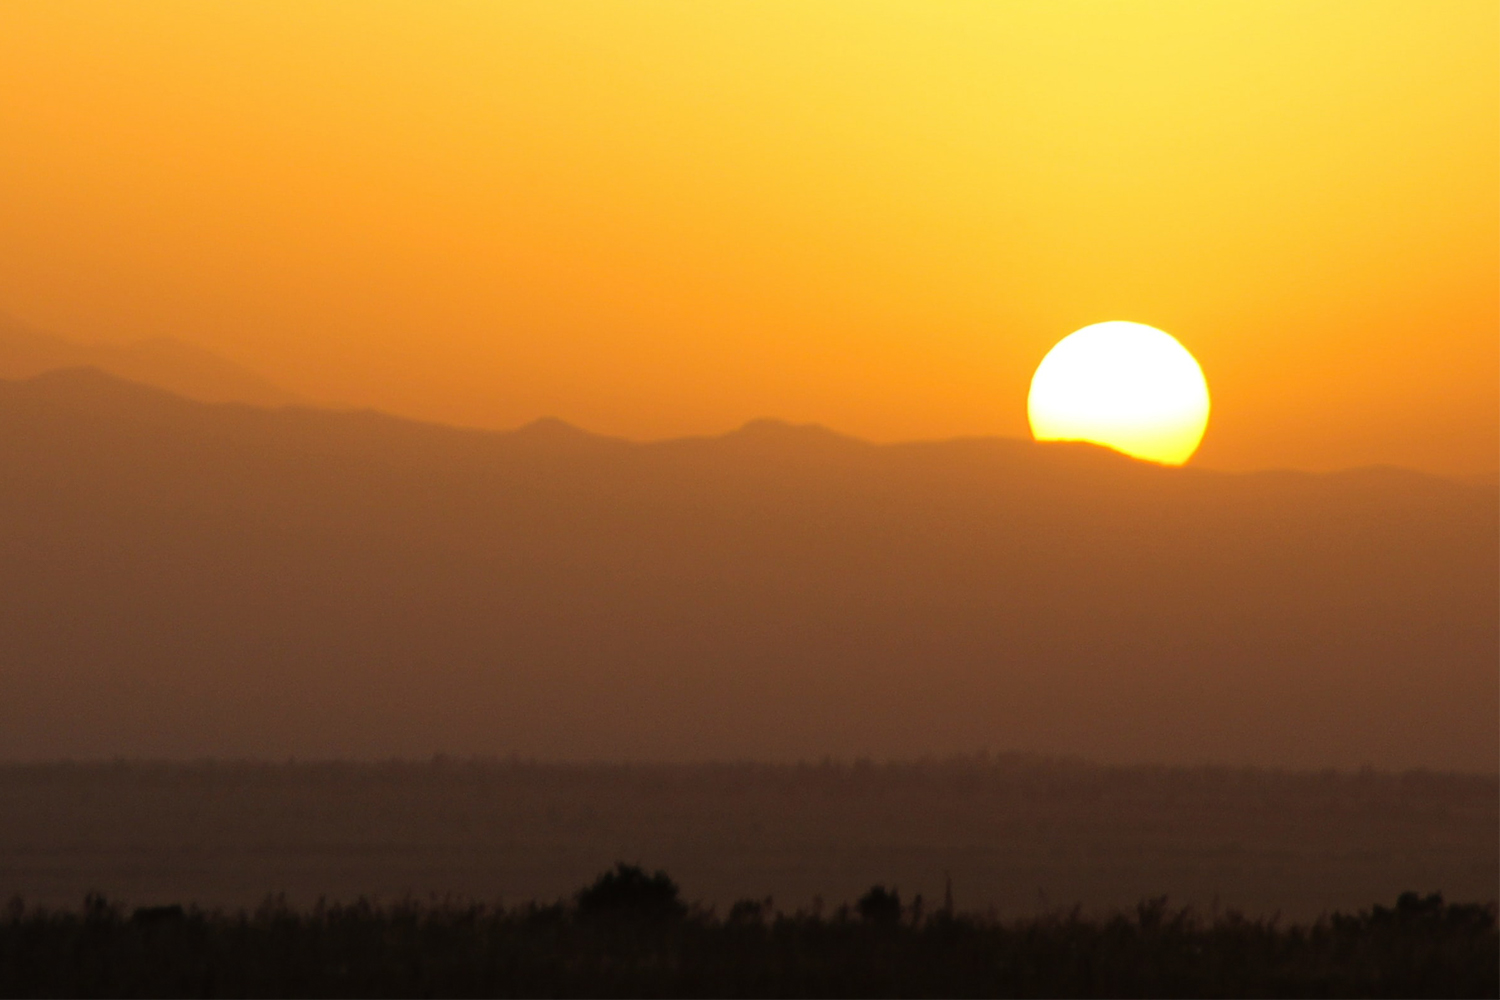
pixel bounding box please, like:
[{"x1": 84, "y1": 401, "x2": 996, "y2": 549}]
[
  {"x1": 0, "y1": 314, "x2": 300, "y2": 407},
  {"x1": 0, "y1": 368, "x2": 1492, "y2": 768}
]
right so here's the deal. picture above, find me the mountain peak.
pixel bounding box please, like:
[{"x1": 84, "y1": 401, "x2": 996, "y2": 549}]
[
  {"x1": 508, "y1": 416, "x2": 625, "y2": 449},
  {"x1": 0, "y1": 317, "x2": 300, "y2": 408},
  {"x1": 724, "y1": 418, "x2": 863, "y2": 446}
]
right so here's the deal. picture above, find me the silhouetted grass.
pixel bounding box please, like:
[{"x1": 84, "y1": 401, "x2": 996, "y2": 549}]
[{"x1": 0, "y1": 880, "x2": 1492, "y2": 998}]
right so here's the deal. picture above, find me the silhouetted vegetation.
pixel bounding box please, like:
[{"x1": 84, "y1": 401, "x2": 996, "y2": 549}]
[
  {"x1": 0, "y1": 876, "x2": 1492, "y2": 998},
  {"x1": 575, "y1": 863, "x2": 687, "y2": 922},
  {"x1": 856, "y1": 884, "x2": 904, "y2": 925}
]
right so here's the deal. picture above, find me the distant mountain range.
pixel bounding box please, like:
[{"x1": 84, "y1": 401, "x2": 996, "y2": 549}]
[
  {"x1": 0, "y1": 315, "x2": 300, "y2": 407},
  {"x1": 0, "y1": 367, "x2": 1492, "y2": 768}
]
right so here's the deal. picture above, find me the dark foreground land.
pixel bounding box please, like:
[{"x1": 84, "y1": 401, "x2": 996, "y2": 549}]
[
  {"x1": 1, "y1": 877, "x2": 1494, "y2": 999},
  {"x1": 1, "y1": 763, "x2": 1496, "y2": 998}
]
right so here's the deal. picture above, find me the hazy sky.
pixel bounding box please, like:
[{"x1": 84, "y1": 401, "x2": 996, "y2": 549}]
[{"x1": 1, "y1": 1, "x2": 1494, "y2": 474}]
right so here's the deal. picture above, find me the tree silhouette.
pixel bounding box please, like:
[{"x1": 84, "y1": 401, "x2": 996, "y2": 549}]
[
  {"x1": 856, "y1": 884, "x2": 902, "y2": 925},
  {"x1": 575, "y1": 863, "x2": 686, "y2": 922}
]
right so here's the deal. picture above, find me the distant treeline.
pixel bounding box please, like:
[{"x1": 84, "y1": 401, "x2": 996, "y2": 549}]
[{"x1": 1, "y1": 866, "x2": 1494, "y2": 999}]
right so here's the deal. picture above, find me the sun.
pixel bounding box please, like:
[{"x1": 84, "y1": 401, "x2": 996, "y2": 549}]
[{"x1": 1028, "y1": 321, "x2": 1209, "y2": 465}]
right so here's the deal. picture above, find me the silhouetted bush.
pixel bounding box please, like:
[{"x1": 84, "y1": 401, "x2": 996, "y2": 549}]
[
  {"x1": 726, "y1": 897, "x2": 772, "y2": 925},
  {"x1": 0, "y1": 880, "x2": 1492, "y2": 998},
  {"x1": 130, "y1": 904, "x2": 186, "y2": 926},
  {"x1": 857, "y1": 885, "x2": 903, "y2": 925},
  {"x1": 575, "y1": 862, "x2": 686, "y2": 922},
  {"x1": 1373, "y1": 891, "x2": 1495, "y2": 930}
]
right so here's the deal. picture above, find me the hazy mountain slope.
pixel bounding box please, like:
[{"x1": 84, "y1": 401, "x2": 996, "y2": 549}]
[
  {"x1": 0, "y1": 369, "x2": 1492, "y2": 768},
  {"x1": 0, "y1": 315, "x2": 300, "y2": 407}
]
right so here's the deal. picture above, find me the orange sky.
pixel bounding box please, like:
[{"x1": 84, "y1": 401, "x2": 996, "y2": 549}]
[{"x1": 0, "y1": 1, "x2": 1494, "y2": 474}]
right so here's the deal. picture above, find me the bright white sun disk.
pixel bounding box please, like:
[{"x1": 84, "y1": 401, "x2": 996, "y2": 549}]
[{"x1": 1027, "y1": 321, "x2": 1209, "y2": 465}]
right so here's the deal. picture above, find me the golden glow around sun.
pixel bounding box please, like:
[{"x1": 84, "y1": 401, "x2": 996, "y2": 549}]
[{"x1": 1028, "y1": 322, "x2": 1210, "y2": 466}]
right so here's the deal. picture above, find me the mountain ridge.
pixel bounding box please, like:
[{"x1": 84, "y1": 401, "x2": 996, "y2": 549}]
[
  {"x1": 6, "y1": 365, "x2": 1484, "y2": 490},
  {"x1": 0, "y1": 315, "x2": 302, "y2": 408},
  {"x1": 0, "y1": 366, "x2": 1491, "y2": 770}
]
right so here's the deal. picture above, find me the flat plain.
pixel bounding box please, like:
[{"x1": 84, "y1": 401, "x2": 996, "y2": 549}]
[{"x1": 0, "y1": 760, "x2": 1492, "y2": 920}]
